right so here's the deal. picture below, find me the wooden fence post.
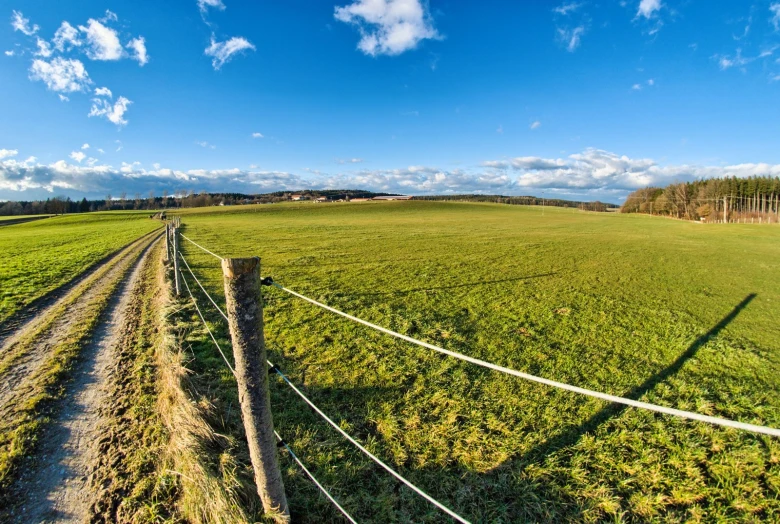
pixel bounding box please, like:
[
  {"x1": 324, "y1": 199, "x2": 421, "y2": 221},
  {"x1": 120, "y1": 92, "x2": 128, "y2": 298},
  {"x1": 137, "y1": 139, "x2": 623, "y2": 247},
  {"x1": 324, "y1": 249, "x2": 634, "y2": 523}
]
[
  {"x1": 172, "y1": 227, "x2": 181, "y2": 296},
  {"x1": 165, "y1": 223, "x2": 170, "y2": 262},
  {"x1": 222, "y1": 257, "x2": 289, "y2": 522}
]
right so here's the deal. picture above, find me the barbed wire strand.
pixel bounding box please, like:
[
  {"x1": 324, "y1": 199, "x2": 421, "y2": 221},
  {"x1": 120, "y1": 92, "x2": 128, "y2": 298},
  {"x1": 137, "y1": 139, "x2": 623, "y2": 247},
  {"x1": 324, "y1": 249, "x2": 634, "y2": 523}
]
[
  {"x1": 274, "y1": 430, "x2": 358, "y2": 524},
  {"x1": 181, "y1": 233, "x2": 225, "y2": 261},
  {"x1": 273, "y1": 284, "x2": 780, "y2": 438}
]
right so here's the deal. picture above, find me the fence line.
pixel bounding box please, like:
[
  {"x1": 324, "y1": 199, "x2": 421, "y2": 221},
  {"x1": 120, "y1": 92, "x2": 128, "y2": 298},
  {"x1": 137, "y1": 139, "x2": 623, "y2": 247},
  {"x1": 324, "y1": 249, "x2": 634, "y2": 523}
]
[
  {"x1": 179, "y1": 257, "x2": 360, "y2": 522},
  {"x1": 272, "y1": 282, "x2": 780, "y2": 438},
  {"x1": 178, "y1": 234, "x2": 780, "y2": 437},
  {"x1": 179, "y1": 249, "x2": 469, "y2": 522},
  {"x1": 181, "y1": 233, "x2": 224, "y2": 261}
]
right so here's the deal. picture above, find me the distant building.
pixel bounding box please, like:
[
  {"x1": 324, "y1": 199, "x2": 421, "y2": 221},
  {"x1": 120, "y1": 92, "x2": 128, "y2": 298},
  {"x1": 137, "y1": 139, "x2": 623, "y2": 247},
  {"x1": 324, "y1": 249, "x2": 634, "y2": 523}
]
[
  {"x1": 372, "y1": 195, "x2": 413, "y2": 201},
  {"x1": 350, "y1": 198, "x2": 371, "y2": 202},
  {"x1": 291, "y1": 194, "x2": 303, "y2": 201},
  {"x1": 314, "y1": 197, "x2": 328, "y2": 203}
]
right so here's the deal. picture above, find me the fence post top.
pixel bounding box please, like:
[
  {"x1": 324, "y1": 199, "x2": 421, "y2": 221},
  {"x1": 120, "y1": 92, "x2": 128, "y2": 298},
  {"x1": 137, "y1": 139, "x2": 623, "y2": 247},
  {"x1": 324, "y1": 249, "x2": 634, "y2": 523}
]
[{"x1": 222, "y1": 257, "x2": 261, "y2": 278}]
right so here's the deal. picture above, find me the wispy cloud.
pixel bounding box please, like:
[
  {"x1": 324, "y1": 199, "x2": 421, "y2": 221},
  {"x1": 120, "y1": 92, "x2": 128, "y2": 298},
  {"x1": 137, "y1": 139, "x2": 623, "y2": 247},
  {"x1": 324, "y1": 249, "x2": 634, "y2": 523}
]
[
  {"x1": 127, "y1": 37, "x2": 148, "y2": 66},
  {"x1": 29, "y1": 58, "x2": 91, "y2": 93},
  {"x1": 554, "y1": 2, "x2": 582, "y2": 16},
  {"x1": 336, "y1": 158, "x2": 364, "y2": 164},
  {"x1": 252, "y1": 132, "x2": 264, "y2": 138},
  {"x1": 196, "y1": 141, "x2": 216, "y2": 149},
  {"x1": 11, "y1": 10, "x2": 38, "y2": 36},
  {"x1": 334, "y1": 0, "x2": 441, "y2": 56},
  {"x1": 89, "y1": 95, "x2": 132, "y2": 126},
  {"x1": 530, "y1": 120, "x2": 541, "y2": 130},
  {"x1": 198, "y1": 0, "x2": 226, "y2": 13},
  {"x1": 204, "y1": 36, "x2": 255, "y2": 69}
]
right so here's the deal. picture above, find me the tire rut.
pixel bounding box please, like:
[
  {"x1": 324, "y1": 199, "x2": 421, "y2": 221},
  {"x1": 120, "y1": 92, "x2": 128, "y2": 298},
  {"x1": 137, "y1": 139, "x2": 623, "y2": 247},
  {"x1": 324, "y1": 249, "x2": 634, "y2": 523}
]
[
  {"x1": 6, "y1": 236, "x2": 160, "y2": 523},
  {"x1": 0, "y1": 232, "x2": 160, "y2": 418}
]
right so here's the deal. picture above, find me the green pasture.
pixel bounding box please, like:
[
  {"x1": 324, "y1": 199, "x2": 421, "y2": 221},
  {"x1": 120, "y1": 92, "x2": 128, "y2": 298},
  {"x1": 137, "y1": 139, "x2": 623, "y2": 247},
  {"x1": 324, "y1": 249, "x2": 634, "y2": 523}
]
[
  {"x1": 0, "y1": 212, "x2": 161, "y2": 323},
  {"x1": 175, "y1": 201, "x2": 780, "y2": 522}
]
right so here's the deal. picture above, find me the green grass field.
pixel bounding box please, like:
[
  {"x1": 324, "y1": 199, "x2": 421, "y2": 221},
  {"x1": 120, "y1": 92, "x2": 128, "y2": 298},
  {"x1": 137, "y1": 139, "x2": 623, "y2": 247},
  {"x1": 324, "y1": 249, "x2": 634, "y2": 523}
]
[
  {"x1": 174, "y1": 201, "x2": 780, "y2": 522},
  {"x1": 0, "y1": 212, "x2": 161, "y2": 323}
]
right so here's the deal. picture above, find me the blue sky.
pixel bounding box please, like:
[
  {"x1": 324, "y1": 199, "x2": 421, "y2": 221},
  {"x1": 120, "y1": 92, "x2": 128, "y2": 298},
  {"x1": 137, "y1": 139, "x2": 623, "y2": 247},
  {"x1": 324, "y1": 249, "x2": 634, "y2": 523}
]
[{"x1": 1, "y1": 0, "x2": 780, "y2": 203}]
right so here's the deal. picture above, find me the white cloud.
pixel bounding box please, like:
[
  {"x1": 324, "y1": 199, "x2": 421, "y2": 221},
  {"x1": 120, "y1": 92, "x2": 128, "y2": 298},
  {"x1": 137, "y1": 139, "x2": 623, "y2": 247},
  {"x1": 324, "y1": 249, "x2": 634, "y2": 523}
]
[
  {"x1": 336, "y1": 158, "x2": 364, "y2": 164},
  {"x1": 204, "y1": 36, "x2": 255, "y2": 69},
  {"x1": 198, "y1": 0, "x2": 226, "y2": 12},
  {"x1": 554, "y1": 2, "x2": 582, "y2": 15},
  {"x1": 0, "y1": 149, "x2": 18, "y2": 160},
  {"x1": 53, "y1": 21, "x2": 81, "y2": 51},
  {"x1": 102, "y1": 10, "x2": 118, "y2": 23},
  {"x1": 94, "y1": 86, "x2": 112, "y2": 97},
  {"x1": 29, "y1": 58, "x2": 91, "y2": 93},
  {"x1": 252, "y1": 132, "x2": 264, "y2": 138},
  {"x1": 196, "y1": 141, "x2": 216, "y2": 149},
  {"x1": 11, "y1": 11, "x2": 38, "y2": 36},
  {"x1": 4, "y1": 50, "x2": 14, "y2": 56},
  {"x1": 637, "y1": 0, "x2": 662, "y2": 19},
  {"x1": 127, "y1": 37, "x2": 148, "y2": 66},
  {"x1": 716, "y1": 48, "x2": 752, "y2": 70},
  {"x1": 97, "y1": 148, "x2": 105, "y2": 154},
  {"x1": 647, "y1": 78, "x2": 655, "y2": 85},
  {"x1": 558, "y1": 26, "x2": 585, "y2": 52},
  {"x1": 334, "y1": 0, "x2": 441, "y2": 56},
  {"x1": 79, "y1": 19, "x2": 124, "y2": 61},
  {"x1": 632, "y1": 83, "x2": 642, "y2": 90},
  {"x1": 771, "y1": 3, "x2": 780, "y2": 31},
  {"x1": 89, "y1": 96, "x2": 132, "y2": 126},
  {"x1": 69, "y1": 151, "x2": 86, "y2": 163},
  {"x1": 86, "y1": 157, "x2": 99, "y2": 166},
  {"x1": 34, "y1": 38, "x2": 53, "y2": 58},
  {"x1": 530, "y1": 121, "x2": 541, "y2": 130},
  {"x1": 58, "y1": 94, "x2": 69, "y2": 102},
  {"x1": 81, "y1": 143, "x2": 90, "y2": 150}
]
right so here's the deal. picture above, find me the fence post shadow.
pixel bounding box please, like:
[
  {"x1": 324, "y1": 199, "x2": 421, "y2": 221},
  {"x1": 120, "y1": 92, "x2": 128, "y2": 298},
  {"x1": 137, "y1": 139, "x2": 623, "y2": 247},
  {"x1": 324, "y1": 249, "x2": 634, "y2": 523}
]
[{"x1": 521, "y1": 292, "x2": 757, "y2": 465}]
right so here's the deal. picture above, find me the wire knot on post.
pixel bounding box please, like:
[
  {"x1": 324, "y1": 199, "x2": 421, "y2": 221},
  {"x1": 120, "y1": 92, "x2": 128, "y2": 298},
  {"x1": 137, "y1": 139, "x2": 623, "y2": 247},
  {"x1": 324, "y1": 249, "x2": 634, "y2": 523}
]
[{"x1": 260, "y1": 276, "x2": 275, "y2": 286}]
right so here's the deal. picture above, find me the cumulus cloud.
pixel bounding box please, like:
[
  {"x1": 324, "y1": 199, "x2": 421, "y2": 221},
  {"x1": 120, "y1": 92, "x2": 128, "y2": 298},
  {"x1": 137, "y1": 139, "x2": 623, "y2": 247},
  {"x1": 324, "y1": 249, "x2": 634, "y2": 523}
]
[
  {"x1": 94, "y1": 86, "x2": 112, "y2": 97},
  {"x1": 11, "y1": 10, "x2": 38, "y2": 36},
  {"x1": 252, "y1": 132, "x2": 264, "y2": 138},
  {"x1": 3, "y1": 147, "x2": 780, "y2": 201},
  {"x1": 69, "y1": 151, "x2": 86, "y2": 163},
  {"x1": 79, "y1": 18, "x2": 124, "y2": 61},
  {"x1": 204, "y1": 36, "x2": 255, "y2": 69},
  {"x1": 34, "y1": 38, "x2": 53, "y2": 58},
  {"x1": 53, "y1": 21, "x2": 81, "y2": 51},
  {"x1": 334, "y1": 0, "x2": 441, "y2": 56},
  {"x1": 127, "y1": 37, "x2": 148, "y2": 66},
  {"x1": 0, "y1": 149, "x2": 18, "y2": 159},
  {"x1": 81, "y1": 143, "x2": 90, "y2": 150},
  {"x1": 4, "y1": 50, "x2": 14, "y2": 56},
  {"x1": 89, "y1": 95, "x2": 132, "y2": 126},
  {"x1": 29, "y1": 58, "x2": 91, "y2": 92},
  {"x1": 637, "y1": 0, "x2": 662, "y2": 19}
]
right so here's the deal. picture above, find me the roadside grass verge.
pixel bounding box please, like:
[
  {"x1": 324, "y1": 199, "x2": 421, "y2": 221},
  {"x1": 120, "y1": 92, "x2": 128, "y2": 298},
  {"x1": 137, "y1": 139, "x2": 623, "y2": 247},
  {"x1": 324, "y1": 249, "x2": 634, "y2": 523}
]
[
  {"x1": 165, "y1": 201, "x2": 780, "y2": 522},
  {"x1": 0, "y1": 212, "x2": 161, "y2": 324},
  {"x1": 0, "y1": 233, "x2": 160, "y2": 509}
]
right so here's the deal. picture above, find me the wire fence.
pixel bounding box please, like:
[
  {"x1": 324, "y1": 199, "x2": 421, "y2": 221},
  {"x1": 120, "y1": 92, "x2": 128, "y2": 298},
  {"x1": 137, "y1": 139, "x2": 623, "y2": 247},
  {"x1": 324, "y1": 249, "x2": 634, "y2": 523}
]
[{"x1": 171, "y1": 225, "x2": 780, "y2": 522}]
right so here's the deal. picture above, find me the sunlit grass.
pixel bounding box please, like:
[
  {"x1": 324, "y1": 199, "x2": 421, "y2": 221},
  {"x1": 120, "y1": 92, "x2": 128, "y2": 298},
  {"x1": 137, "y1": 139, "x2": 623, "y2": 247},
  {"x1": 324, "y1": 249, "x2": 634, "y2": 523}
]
[{"x1": 174, "y1": 201, "x2": 780, "y2": 522}]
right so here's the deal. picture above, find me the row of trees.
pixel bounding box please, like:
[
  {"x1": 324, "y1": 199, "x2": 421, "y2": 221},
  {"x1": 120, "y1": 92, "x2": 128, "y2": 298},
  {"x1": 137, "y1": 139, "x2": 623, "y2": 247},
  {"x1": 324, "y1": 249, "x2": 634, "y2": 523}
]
[
  {"x1": 0, "y1": 189, "x2": 392, "y2": 216},
  {"x1": 415, "y1": 194, "x2": 615, "y2": 212},
  {"x1": 621, "y1": 176, "x2": 780, "y2": 222}
]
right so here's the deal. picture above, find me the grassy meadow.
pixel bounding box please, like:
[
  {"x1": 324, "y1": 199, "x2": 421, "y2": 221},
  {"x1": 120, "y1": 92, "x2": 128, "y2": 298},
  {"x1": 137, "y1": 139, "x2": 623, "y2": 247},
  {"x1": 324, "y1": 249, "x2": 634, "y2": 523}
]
[
  {"x1": 174, "y1": 201, "x2": 780, "y2": 522},
  {"x1": 0, "y1": 212, "x2": 161, "y2": 323}
]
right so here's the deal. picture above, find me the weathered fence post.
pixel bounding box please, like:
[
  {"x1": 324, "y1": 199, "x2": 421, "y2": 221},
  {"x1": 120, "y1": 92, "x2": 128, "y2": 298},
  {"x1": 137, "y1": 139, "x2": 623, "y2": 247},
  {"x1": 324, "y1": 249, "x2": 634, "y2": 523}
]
[
  {"x1": 172, "y1": 227, "x2": 181, "y2": 296},
  {"x1": 222, "y1": 257, "x2": 289, "y2": 522},
  {"x1": 723, "y1": 196, "x2": 728, "y2": 224},
  {"x1": 165, "y1": 223, "x2": 170, "y2": 262}
]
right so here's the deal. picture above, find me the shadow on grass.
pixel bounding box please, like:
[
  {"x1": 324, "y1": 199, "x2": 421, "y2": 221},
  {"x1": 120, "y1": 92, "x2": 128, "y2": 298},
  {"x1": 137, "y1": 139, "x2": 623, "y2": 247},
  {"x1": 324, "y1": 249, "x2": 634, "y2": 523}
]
[{"x1": 520, "y1": 292, "x2": 758, "y2": 465}]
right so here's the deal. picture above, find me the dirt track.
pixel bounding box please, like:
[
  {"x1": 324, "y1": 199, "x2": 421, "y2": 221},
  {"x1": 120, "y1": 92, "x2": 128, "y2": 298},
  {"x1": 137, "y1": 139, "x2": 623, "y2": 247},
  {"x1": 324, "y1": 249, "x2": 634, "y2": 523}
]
[{"x1": 2, "y1": 233, "x2": 160, "y2": 523}]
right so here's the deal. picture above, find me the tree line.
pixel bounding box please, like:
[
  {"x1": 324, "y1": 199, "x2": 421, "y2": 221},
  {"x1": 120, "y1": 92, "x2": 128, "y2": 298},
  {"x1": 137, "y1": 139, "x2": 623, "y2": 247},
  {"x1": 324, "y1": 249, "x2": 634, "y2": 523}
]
[
  {"x1": 620, "y1": 176, "x2": 780, "y2": 222},
  {"x1": 415, "y1": 194, "x2": 616, "y2": 212},
  {"x1": 0, "y1": 189, "x2": 392, "y2": 216}
]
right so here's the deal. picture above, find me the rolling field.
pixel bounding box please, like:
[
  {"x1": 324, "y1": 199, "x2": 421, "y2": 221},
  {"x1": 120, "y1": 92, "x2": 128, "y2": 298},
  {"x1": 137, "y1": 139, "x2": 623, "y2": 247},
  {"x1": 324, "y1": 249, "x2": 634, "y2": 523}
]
[
  {"x1": 0, "y1": 212, "x2": 162, "y2": 324},
  {"x1": 173, "y1": 201, "x2": 780, "y2": 522}
]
